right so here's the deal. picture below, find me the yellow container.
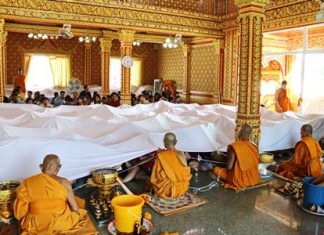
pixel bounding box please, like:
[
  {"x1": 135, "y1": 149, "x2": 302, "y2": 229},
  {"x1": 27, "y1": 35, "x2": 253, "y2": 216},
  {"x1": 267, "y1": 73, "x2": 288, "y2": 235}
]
[{"x1": 111, "y1": 195, "x2": 145, "y2": 233}]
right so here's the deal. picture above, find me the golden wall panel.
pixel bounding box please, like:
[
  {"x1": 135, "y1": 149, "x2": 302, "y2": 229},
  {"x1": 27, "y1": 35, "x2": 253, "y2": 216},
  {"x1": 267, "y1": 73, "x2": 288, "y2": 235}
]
[
  {"x1": 190, "y1": 44, "x2": 218, "y2": 93},
  {"x1": 157, "y1": 47, "x2": 184, "y2": 90},
  {"x1": 90, "y1": 41, "x2": 102, "y2": 85},
  {"x1": 6, "y1": 32, "x2": 85, "y2": 84},
  {"x1": 6, "y1": 34, "x2": 156, "y2": 87},
  {"x1": 223, "y1": 29, "x2": 239, "y2": 105}
]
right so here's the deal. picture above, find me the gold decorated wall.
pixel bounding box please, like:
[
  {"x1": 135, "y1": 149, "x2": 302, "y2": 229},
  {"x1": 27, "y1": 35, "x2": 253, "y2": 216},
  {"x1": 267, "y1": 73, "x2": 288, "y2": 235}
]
[
  {"x1": 156, "y1": 42, "x2": 221, "y2": 104},
  {"x1": 156, "y1": 47, "x2": 184, "y2": 90},
  {"x1": 189, "y1": 43, "x2": 219, "y2": 103},
  {"x1": 6, "y1": 32, "x2": 86, "y2": 85},
  {"x1": 6, "y1": 33, "x2": 156, "y2": 87}
]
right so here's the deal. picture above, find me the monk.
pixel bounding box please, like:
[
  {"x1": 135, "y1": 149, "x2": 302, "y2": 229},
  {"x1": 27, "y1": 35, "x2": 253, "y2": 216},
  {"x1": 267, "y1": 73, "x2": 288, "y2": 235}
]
[
  {"x1": 14, "y1": 69, "x2": 26, "y2": 94},
  {"x1": 14, "y1": 154, "x2": 95, "y2": 235},
  {"x1": 275, "y1": 80, "x2": 294, "y2": 113},
  {"x1": 269, "y1": 125, "x2": 322, "y2": 179},
  {"x1": 150, "y1": 133, "x2": 192, "y2": 199},
  {"x1": 213, "y1": 124, "x2": 260, "y2": 189}
]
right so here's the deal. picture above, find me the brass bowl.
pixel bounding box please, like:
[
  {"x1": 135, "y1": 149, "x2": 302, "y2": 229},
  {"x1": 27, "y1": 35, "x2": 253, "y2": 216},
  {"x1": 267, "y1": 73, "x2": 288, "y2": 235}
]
[
  {"x1": 92, "y1": 168, "x2": 117, "y2": 185},
  {"x1": 0, "y1": 180, "x2": 20, "y2": 203},
  {"x1": 260, "y1": 153, "x2": 274, "y2": 164}
]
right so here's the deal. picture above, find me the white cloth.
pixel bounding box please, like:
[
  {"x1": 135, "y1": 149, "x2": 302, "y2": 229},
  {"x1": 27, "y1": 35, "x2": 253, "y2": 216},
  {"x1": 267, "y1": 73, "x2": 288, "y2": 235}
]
[{"x1": 1, "y1": 102, "x2": 323, "y2": 181}]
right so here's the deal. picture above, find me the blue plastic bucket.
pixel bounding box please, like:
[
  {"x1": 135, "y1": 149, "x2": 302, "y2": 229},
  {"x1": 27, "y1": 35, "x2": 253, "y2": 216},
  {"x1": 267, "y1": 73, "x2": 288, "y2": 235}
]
[{"x1": 303, "y1": 177, "x2": 324, "y2": 208}]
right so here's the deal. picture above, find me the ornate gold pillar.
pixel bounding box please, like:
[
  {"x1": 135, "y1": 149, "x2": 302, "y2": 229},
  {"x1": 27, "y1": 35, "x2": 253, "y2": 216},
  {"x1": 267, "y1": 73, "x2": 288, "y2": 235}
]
[
  {"x1": 0, "y1": 19, "x2": 7, "y2": 103},
  {"x1": 212, "y1": 39, "x2": 223, "y2": 104},
  {"x1": 119, "y1": 30, "x2": 134, "y2": 105},
  {"x1": 84, "y1": 42, "x2": 92, "y2": 86},
  {"x1": 100, "y1": 35, "x2": 112, "y2": 97},
  {"x1": 182, "y1": 44, "x2": 191, "y2": 103},
  {"x1": 235, "y1": 0, "x2": 268, "y2": 145},
  {"x1": 223, "y1": 28, "x2": 239, "y2": 106}
]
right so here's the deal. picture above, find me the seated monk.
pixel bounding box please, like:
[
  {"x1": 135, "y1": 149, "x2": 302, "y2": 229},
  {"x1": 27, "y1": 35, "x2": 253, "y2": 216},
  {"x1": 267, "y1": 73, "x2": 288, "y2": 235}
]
[
  {"x1": 150, "y1": 133, "x2": 192, "y2": 199},
  {"x1": 269, "y1": 125, "x2": 322, "y2": 180},
  {"x1": 14, "y1": 154, "x2": 96, "y2": 235},
  {"x1": 213, "y1": 124, "x2": 260, "y2": 189}
]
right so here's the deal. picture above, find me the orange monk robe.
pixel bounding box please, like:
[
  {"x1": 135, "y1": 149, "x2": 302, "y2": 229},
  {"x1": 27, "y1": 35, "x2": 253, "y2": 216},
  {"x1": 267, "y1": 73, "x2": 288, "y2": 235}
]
[
  {"x1": 150, "y1": 149, "x2": 192, "y2": 199},
  {"x1": 276, "y1": 89, "x2": 294, "y2": 112},
  {"x1": 214, "y1": 141, "x2": 260, "y2": 189},
  {"x1": 279, "y1": 136, "x2": 322, "y2": 179},
  {"x1": 14, "y1": 75, "x2": 26, "y2": 93},
  {"x1": 14, "y1": 173, "x2": 96, "y2": 235}
]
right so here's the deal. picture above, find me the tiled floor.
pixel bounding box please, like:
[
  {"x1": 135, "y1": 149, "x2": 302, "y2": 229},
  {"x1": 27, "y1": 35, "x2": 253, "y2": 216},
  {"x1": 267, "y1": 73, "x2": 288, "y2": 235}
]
[
  {"x1": 79, "y1": 172, "x2": 324, "y2": 235},
  {"x1": 2, "y1": 172, "x2": 324, "y2": 235}
]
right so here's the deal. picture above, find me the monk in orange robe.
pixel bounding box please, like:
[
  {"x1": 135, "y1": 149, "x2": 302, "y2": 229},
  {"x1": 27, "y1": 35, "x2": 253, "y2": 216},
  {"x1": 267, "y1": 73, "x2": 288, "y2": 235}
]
[
  {"x1": 150, "y1": 133, "x2": 192, "y2": 199},
  {"x1": 14, "y1": 154, "x2": 97, "y2": 235},
  {"x1": 213, "y1": 124, "x2": 260, "y2": 189},
  {"x1": 275, "y1": 80, "x2": 294, "y2": 113},
  {"x1": 270, "y1": 124, "x2": 323, "y2": 180},
  {"x1": 14, "y1": 69, "x2": 26, "y2": 94}
]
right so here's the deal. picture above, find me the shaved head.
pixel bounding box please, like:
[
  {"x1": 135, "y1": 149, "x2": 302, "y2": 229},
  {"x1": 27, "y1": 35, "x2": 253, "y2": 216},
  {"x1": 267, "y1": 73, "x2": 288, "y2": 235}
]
[
  {"x1": 40, "y1": 154, "x2": 61, "y2": 174},
  {"x1": 163, "y1": 132, "x2": 177, "y2": 149},
  {"x1": 319, "y1": 138, "x2": 324, "y2": 150},
  {"x1": 238, "y1": 124, "x2": 252, "y2": 140},
  {"x1": 301, "y1": 124, "x2": 313, "y2": 138}
]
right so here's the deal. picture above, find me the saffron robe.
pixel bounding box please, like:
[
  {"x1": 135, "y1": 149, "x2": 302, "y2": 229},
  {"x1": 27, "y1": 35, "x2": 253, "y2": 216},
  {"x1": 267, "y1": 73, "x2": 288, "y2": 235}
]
[
  {"x1": 214, "y1": 141, "x2": 260, "y2": 189},
  {"x1": 279, "y1": 136, "x2": 322, "y2": 179},
  {"x1": 276, "y1": 89, "x2": 293, "y2": 112},
  {"x1": 14, "y1": 75, "x2": 26, "y2": 93},
  {"x1": 14, "y1": 173, "x2": 95, "y2": 235},
  {"x1": 150, "y1": 149, "x2": 192, "y2": 199}
]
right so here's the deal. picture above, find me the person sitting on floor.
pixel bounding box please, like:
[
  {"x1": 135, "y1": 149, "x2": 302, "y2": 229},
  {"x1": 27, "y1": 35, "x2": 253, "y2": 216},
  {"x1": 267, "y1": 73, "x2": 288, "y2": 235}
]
[
  {"x1": 108, "y1": 92, "x2": 120, "y2": 107},
  {"x1": 40, "y1": 97, "x2": 53, "y2": 108},
  {"x1": 121, "y1": 152, "x2": 157, "y2": 183},
  {"x1": 269, "y1": 124, "x2": 322, "y2": 180},
  {"x1": 213, "y1": 124, "x2": 260, "y2": 189},
  {"x1": 150, "y1": 133, "x2": 192, "y2": 199},
  {"x1": 54, "y1": 91, "x2": 66, "y2": 107},
  {"x1": 25, "y1": 91, "x2": 33, "y2": 103},
  {"x1": 14, "y1": 154, "x2": 93, "y2": 235},
  {"x1": 79, "y1": 85, "x2": 92, "y2": 100}
]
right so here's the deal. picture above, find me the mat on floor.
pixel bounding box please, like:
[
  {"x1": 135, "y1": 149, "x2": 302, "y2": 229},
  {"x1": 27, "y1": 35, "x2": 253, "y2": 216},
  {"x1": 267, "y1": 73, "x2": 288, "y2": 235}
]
[
  {"x1": 145, "y1": 192, "x2": 207, "y2": 216},
  {"x1": 232, "y1": 181, "x2": 273, "y2": 193}
]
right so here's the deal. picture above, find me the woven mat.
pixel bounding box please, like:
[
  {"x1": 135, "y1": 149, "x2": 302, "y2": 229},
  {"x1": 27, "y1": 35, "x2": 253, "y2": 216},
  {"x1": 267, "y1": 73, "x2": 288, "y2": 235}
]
[{"x1": 145, "y1": 192, "x2": 207, "y2": 216}]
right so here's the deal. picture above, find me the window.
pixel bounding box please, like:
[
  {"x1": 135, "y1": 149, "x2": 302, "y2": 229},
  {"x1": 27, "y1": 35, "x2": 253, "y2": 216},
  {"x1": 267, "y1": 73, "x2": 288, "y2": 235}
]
[
  {"x1": 109, "y1": 57, "x2": 142, "y2": 91},
  {"x1": 262, "y1": 24, "x2": 324, "y2": 113},
  {"x1": 25, "y1": 54, "x2": 71, "y2": 91}
]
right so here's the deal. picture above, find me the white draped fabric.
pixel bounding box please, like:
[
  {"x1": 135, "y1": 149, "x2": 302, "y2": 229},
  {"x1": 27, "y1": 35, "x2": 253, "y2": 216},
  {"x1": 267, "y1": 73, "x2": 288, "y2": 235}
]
[{"x1": 1, "y1": 101, "x2": 323, "y2": 181}]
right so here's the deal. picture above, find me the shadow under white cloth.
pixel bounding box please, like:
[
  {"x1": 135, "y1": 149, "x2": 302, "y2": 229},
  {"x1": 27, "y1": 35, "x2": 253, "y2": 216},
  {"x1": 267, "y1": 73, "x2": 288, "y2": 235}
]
[{"x1": 0, "y1": 101, "x2": 324, "y2": 181}]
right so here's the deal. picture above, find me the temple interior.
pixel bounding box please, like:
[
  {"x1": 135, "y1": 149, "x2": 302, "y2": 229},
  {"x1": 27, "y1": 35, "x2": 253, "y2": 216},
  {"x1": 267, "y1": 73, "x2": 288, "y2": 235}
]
[{"x1": 1, "y1": 0, "x2": 324, "y2": 235}]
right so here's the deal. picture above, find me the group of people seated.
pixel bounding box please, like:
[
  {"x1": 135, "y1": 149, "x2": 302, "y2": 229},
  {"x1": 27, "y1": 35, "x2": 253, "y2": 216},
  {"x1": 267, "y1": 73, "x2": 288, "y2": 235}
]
[
  {"x1": 13, "y1": 124, "x2": 324, "y2": 234},
  {"x1": 3, "y1": 85, "x2": 183, "y2": 108}
]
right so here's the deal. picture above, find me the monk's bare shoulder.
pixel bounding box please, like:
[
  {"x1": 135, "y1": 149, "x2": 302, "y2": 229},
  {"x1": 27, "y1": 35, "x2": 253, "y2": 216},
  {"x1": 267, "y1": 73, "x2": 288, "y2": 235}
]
[{"x1": 54, "y1": 176, "x2": 72, "y2": 189}]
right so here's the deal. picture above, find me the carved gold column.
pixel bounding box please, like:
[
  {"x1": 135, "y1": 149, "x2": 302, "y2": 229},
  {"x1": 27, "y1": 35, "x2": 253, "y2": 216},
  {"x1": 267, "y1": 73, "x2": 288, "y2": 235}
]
[
  {"x1": 182, "y1": 44, "x2": 191, "y2": 103},
  {"x1": 119, "y1": 30, "x2": 134, "y2": 105},
  {"x1": 235, "y1": 0, "x2": 268, "y2": 145},
  {"x1": 212, "y1": 39, "x2": 223, "y2": 104},
  {"x1": 0, "y1": 19, "x2": 7, "y2": 103},
  {"x1": 84, "y1": 42, "x2": 92, "y2": 85},
  {"x1": 223, "y1": 28, "x2": 239, "y2": 106},
  {"x1": 100, "y1": 36, "x2": 112, "y2": 97}
]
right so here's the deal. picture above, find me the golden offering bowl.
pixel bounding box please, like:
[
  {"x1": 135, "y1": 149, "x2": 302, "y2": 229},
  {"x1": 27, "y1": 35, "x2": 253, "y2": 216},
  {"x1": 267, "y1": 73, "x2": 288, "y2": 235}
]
[
  {"x1": 92, "y1": 168, "x2": 117, "y2": 186},
  {"x1": 0, "y1": 180, "x2": 20, "y2": 203},
  {"x1": 260, "y1": 153, "x2": 274, "y2": 164}
]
